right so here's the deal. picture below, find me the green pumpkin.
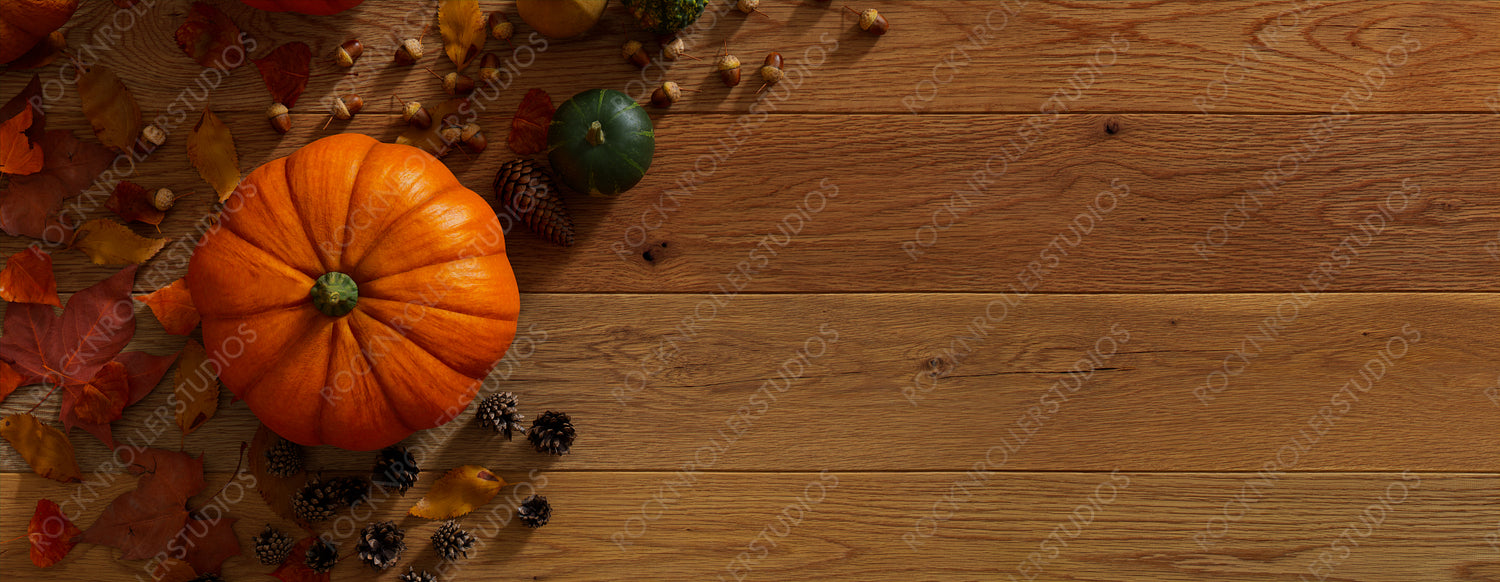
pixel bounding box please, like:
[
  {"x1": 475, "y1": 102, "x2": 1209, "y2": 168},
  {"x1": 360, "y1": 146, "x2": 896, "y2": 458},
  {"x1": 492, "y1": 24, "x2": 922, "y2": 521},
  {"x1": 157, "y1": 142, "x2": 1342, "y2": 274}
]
[
  {"x1": 547, "y1": 89, "x2": 655, "y2": 197},
  {"x1": 620, "y1": 0, "x2": 707, "y2": 34}
]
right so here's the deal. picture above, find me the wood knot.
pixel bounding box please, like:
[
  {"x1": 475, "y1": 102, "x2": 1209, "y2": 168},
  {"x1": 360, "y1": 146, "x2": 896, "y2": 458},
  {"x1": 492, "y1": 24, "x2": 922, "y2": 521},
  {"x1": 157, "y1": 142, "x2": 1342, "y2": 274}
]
[
  {"x1": 1104, "y1": 119, "x2": 1121, "y2": 135},
  {"x1": 641, "y1": 241, "x2": 670, "y2": 264}
]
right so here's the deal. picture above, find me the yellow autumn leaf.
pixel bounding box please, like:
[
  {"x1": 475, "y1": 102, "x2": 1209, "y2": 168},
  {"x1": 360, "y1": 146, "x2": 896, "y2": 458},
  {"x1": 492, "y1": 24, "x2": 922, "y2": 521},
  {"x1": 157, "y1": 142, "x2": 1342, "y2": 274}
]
[
  {"x1": 72, "y1": 219, "x2": 169, "y2": 265},
  {"x1": 173, "y1": 340, "x2": 218, "y2": 435},
  {"x1": 0, "y1": 414, "x2": 82, "y2": 483},
  {"x1": 409, "y1": 465, "x2": 506, "y2": 519},
  {"x1": 77, "y1": 65, "x2": 142, "y2": 152},
  {"x1": 187, "y1": 107, "x2": 239, "y2": 202},
  {"x1": 438, "y1": 0, "x2": 485, "y2": 70}
]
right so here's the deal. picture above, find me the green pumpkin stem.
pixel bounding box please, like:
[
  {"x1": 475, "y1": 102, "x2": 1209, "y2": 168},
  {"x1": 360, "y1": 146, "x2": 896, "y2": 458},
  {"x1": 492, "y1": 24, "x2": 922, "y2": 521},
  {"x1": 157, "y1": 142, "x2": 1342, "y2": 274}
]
[
  {"x1": 585, "y1": 120, "x2": 605, "y2": 146},
  {"x1": 310, "y1": 272, "x2": 358, "y2": 317}
]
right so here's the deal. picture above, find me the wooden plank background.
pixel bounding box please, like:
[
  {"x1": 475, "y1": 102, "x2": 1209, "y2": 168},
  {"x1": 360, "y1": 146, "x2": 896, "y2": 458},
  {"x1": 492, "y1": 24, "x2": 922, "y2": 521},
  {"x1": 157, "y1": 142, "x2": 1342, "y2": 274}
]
[{"x1": 2, "y1": 1, "x2": 1498, "y2": 580}]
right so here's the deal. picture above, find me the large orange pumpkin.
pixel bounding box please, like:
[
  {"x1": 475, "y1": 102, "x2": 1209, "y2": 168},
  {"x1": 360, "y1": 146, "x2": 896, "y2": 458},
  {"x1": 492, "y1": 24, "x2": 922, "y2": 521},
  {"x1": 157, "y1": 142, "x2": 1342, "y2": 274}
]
[
  {"x1": 186, "y1": 134, "x2": 519, "y2": 451},
  {"x1": 0, "y1": 0, "x2": 78, "y2": 65}
]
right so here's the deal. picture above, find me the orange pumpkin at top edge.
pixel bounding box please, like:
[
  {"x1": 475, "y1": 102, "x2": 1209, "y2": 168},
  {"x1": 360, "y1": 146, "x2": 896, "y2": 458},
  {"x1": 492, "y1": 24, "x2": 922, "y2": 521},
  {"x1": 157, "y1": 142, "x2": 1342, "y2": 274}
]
[
  {"x1": 0, "y1": 0, "x2": 78, "y2": 64},
  {"x1": 186, "y1": 134, "x2": 519, "y2": 451}
]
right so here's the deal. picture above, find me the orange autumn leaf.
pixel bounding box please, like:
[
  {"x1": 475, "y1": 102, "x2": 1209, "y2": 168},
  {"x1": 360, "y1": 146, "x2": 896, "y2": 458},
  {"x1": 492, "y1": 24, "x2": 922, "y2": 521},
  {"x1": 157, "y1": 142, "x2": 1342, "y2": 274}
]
[
  {"x1": 137, "y1": 278, "x2": 199, "y2": 336},
  {"x1": 77, "y1": 65, "x2": 142, "y2": 152},
  {"x1": 438, "y1": 0, "x2": 485, "y2": 70},
  {"x1": 0, "y1": 107, "x2": 43, "y2": 174},
  {"x1": 71, "y1": 218, "x2": 169, "y2": 265},
  {"x1": 174, "y1": 340, "x2": 218, "y2": 434},
  {"x1": 175, "y1": 2, "x2": 244, "y2": 70},
  {"x1": 253, "y1": 42, "x2": 312, "y2": 108},
  {"x1": 28, "y1": 498, "x2": 82, "y2": 568},
  {"x1": 187, "y1": 107, "x2": 240, "y2": 201},
  {"x1": 409, "y1": 465, "x2": 506, "y2": 519},
  {"x1": 67, "y1": 361, "x2": 131, "y2": 425},
  {"x1": 0, "y1": 128, "x2": 114, "y2": 241},
  {"x1": 0, "y1": 246, "x2": 61, "y2": 306},
  {"x1": 508, "y1": 88, "x2": 554, "y2": 155},
  {"x1": 0, "y1": 361, "x2": 21, "y2": 405},
  {"x1": 105, "y1": 180, "x2": 166, "y2": 226},
  {"x1": 0, "y1": 413, "x2": 81, "y2": 483}
]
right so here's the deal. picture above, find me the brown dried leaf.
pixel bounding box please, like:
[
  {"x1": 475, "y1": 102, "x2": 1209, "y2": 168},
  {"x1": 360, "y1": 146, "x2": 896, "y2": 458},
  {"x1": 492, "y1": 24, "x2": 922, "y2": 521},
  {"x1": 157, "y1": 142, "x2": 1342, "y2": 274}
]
[
  {"x1": 175, "y1": 1, "x2": 245, "y2": 70},
  {"x1": 438, "y1": 0, "x2": 485, "y2": 70},
  {"x1": 508, "y1": 88, "x2": 554, "y2": 155},
  {"x1": 248, "y1": 423, "x2": 309, "y2": 528},
  {"x1": 187, "y1": 107, "x2": 240, "y2": 201},
  {"x1": 173, "y1": 339, "x2": 218, "y2": 434},
  {"x1": 0, "y1": 414, "x2": 81, "y2": 483},
  {"x1": 253, "y1": 42, "x2": 312, "y2": 108},
  {"x1": 71, "y1": 218, "x2": 169, "y2": 265},
  {"x1": 76, "y1": 65, "x2": 142, "y2": 152},
  {"x1": 396, "y1": 99, "x2": 468, "y2": 157},
  {"x1": 408, "y1": 465, "x2": 506, "y2": 519}
]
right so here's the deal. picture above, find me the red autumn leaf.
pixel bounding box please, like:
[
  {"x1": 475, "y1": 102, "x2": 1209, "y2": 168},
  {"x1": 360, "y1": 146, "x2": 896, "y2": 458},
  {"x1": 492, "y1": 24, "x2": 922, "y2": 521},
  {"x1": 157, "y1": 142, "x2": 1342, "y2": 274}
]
[
  {"x1": 137, "y1": 278, "x2": 199, "y2": 335},
  {"x1": 0, "y1": 265, "x2": 136, "y2": 387},
  {"x1": 0, "y1": 246, "x2": 61, "y2": 306},
  {"x1": 0, "y1": 108, "x2": 44, "y2": 175},
  {"x1": 176, "y1": 516, "x2": 241, "y2": 574},
  {"x1": 66, "y1": 350, "x2": 177, "y2": 447},
  {"x1": 253, "y1": 42, "x2": 312, "y2": 108},
  {"x1": 27, "y1": 498, "x2": 81, "y2": 567},
  {"x1": 270, "y1": 537, "x2": 331, "y2": 582},
  {"x1": 175, "y1": 2, "x2": 245, "y2": 70},
  {"x1": 105, "y1": 181, "x2": 166, "y2": 226},
  {"x1": 0, "y1": 129, "x2": 115, "y2": 241},
  {"x1": 81, "y1": 448, "x2": 206, "y2": 560},
  {"x1": 0, "y1": 361, "x2": 21, "y2": 405},
  {"x1": 509, "y1": 88, "x2": 555, "y2": 155},
  {"x1": 62, "y1": 360, "x2": 130, "y2": 425}
]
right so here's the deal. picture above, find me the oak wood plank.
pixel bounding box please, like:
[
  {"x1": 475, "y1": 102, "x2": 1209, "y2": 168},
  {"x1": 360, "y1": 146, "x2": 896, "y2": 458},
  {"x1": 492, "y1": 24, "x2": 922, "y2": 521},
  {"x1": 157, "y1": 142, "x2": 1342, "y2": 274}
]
[
  {"x1": 3, "y1": 292, "x2": 1495, "y2": 473},
  {"x1": 0, "y1": 471, "x2": 1494, "y2": 581}
]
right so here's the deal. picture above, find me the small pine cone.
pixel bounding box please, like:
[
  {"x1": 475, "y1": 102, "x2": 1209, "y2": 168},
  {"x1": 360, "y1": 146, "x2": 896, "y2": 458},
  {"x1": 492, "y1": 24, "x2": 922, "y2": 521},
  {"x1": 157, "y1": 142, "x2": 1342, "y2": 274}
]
[
  {"x1": 304, "y1": 538, "x2": 339, "y2": 574},
  {"x1": 399, "y1": 568, "x2": 438, "y2": 582},
  {"x1": 493, "y1": 159, "x2": 576, "y2": 247},
  {"x1": 253, "y1": 524, "x2": 295, "y2": 565},
  {"x1": 264, "y1": 438, "x2": 304, "y2": 478},
  {"x1": 328, "y1": 475, "x2": 372, "y2": 508},
  {"x1": 476, "y1": 392, "x2": 525, "y2": 439},
  {"x1": 517, "y1": 495, "x2": 551, "y2": 528},
  {"x1": 292, "y1": 479, "x2": 342, "y2": 522},
  {"x1": 356, "y1": 520, "x2": 407, "y2": 571},
  {"x1": 527, "y1": 410, "x2": 576, "y2": 455},
  {"x1": 431, "y1": 520, "x2": 476, "y2": 561},
  {"x1": 188, "y1": 574, "x2": 224, "y2": 582},
  {"x1": 373, "y1": 446, "x2": 419, "y2": 494}
]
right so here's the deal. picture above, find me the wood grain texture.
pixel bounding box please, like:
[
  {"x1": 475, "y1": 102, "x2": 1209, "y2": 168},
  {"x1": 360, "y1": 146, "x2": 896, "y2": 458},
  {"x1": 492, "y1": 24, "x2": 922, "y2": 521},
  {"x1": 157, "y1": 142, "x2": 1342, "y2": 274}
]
[
  {"x1": 1, "y1": 471, "x2": 1496, "y2": 581},
  {"x1": 4, "y1": 292, "x2": 1496, "y2": 473},
  {"x1": 4, "y1": 113, "x2": 1499, "y2": 294},
  {"x1": 2, "y1": 1, "x2": 1497, "y2": 115}
]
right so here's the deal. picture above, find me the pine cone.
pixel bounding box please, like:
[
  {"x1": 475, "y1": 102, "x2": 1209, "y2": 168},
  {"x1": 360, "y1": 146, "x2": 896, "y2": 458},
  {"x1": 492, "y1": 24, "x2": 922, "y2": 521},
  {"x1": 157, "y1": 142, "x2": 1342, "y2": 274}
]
[
  {"x1": 356, "y1": 520, "x2": 407, "y2": 571},
  {"x1": 328, "y1": 475, "x2": 372, "y2": 508},
  {"x1": 304, "y1": 538, "x2": 339, "y2": 574},
  {"x1": 292, "y1": 479, "x2": 343, "y2": 522},
  {"x1": 476, "y1": 392, "x2": 525, "y2": 439},
  {"x1": 264, "y1": 438, "x2": 303, "y2": 478},
  {"x1": 399, "y1": 568, "x2": 438, "y2": 582},
  {"x1": 493, "y1": 159, "x2": 575, "y2": 247},
  {"x1": 528, "y1": 410, "x2": 576, "y2": 455},
  {"x1": 253, "y1": 524, "x2": 294, "y2": 565},
  {"x1": 431, "y1": 520, "x2": 476, "y2": 561},
  {"x1": 518, "y1": 495, "x2": 551, "y2": 528},
  {"x1": 373, "y1": 446, "x2": 419, "y2": 494}
]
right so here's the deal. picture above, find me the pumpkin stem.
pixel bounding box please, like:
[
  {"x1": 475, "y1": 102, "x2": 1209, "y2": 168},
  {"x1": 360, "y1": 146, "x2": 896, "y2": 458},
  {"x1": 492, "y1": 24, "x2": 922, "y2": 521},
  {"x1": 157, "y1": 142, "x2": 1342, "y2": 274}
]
[
  {"x1": 310, "y1": 272, "x2": 359, "y2": 317},
  {"x1": 585, "y1": 120, "x2": 605, "y2": 146}
]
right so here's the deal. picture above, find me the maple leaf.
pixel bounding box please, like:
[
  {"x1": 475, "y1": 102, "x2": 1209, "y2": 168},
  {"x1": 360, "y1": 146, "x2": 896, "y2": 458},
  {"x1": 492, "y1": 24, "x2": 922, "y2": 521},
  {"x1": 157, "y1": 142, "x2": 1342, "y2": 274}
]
[
  {"x1": 136, "y1": 277, "x2": 199, "y2": 335},
  {"x1": 0, "y1": 265, "x2": 136, "y2": 386},
  {"x1": 27, "y1": 498, "x2": 82, "y2": 567},
  {"x1": 66, "y1": 350, "x2": 177, "y2": 447},
  {"x1": 509, "y1": 88, "x2": 555, "y2": 155},
  {"x1": 174, "y1": 340, "x2": 219, "y2": 434},
  {"x1": 175, "y1": 516, "x2": 241, "y2": 574},
  {"x1": 175, "y1": 2, "x2": 245, "y2": 70},
  {"x1": 105, "y1": 180, "x2": 166, "y2": 225},
  {"x1": 0, "y1": 129, "x2": 114, "y2": 241},
  {"x1": 438, "y1": 0, "x2": 485, "y2": 70},
  {"x1": 71, "y1": 218, "x2": 170, "y2": 265},
  {"x1": 409, "y1": 465, "x2": 506, "y2": 519},
  {"x1": 0, "y1": 361, "x2": 21, "y2": 405},
  {"x1": 254, "y1": 42, "x2": 312, "y2": 108},
  {"x1": 0, "y1": 246, "x2": 62, "y2": 306},
  {"x1": 81, "y1": 448, "x2": 206, "y2": 560},
  {"x1": 187, "y1": 107, "x2": 240, "y2": 202},
  {"x1": 270, "y1": 537, "x2": 331, "y2": 582},
  {"x1": 61, "y1": 360, "x2": 130, "y2": 425},
  {"x1": 77, "y1": 65, "x2": 143, "y2": 152},
  {"x1": 0, "y1": 107, "x2": 44, "y2": 174},
  {"x1": 0, "y1": 414, "x2": 81, "y2": 482}
]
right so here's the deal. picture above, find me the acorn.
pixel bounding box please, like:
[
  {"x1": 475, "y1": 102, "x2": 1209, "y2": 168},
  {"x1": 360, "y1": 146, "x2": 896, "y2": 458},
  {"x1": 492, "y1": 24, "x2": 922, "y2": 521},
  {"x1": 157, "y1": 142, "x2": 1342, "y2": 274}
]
[
  {"x1": 335, "y1": 39, "x2": 363, "y2": 67},
  {"x1": 478, "y1": 53, "x2": 502, "y2": 84},
  {"x1": 438, "y1": 126, "x2": 462, "y2": 156},
  {"x1": 332, "y1": 95, "x2": 363, "y2": 120},
  {"x1": 757, "y1": 52, "x2": 784, "y2": 94},
  {"x1": 622, "y1": 40, "x2": 650, "y2": 68},
  {"x1": 736, "y1": 0, "x2": 770, "y2": 18},
  {"x1": 267, "y1": 103, "x2": 291, "y2": 133},
  {"x1": 151, "y1": 188, "x2": 181, "y2": 212},
  {"x1": 427, "y1": 69, "x2": 475, "y2": 95},
  {"x1": 134, "y1": 124, "x2": 166, "y2": 156},
  {"x1": 663, "y1": 37, "x2": 699, "y2": 61},
  {"x1": 399, "y1": 99, "x2": 432, "y2": 129},
  {"x1": 460, "y1": 123, "x2": 486, "y2": 153},
  {"x1": 395, "y1": 38, "x2": 423, "y2": 64},
  {"x1": 489, "y1": 11, "x2": 514, "y2": 43},
  {"x1": 716, "y1": 53, "x2": 742, "y2": 87},
  {"x1": 650, "y1": 81, "x2": 683, "y2": 108},
  {"x1": 847, "y1": 6, "x2": 889, "y2": 35}
]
